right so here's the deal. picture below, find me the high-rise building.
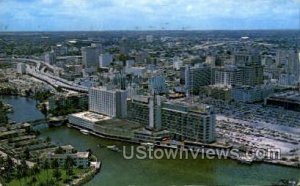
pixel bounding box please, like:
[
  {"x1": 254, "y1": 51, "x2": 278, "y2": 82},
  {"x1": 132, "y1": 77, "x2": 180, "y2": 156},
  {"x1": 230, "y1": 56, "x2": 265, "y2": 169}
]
[
  {"x1": 127, "y1": 95, "x2": 163, "y2": 130},
  {"x1": 91, "y1": 43, "x2": 103, "y2": 54},
  {"x1": 184, "y1": 65, "x2": 212, "y2": 95},
  {"x1": 127, "y1": 95, "x2": 216, "y2": 143},
  {"x1": 214, "y1": 66, "x2": 243, "y2": 86},
  {"x1": 161, "y1": 102, "x2": 215, "y2": 143},
  {"x1": 148, "y1": 75, "x2": 168, "y2": 94},
  {"x1": 276, "y1": 49, "x2": 300, "y2": 82},
  {"x1": 234, "y1": 52, "x2": 261, "y2": 66},
  {"x1": 240, "y1": 65, "x2": 264, "y2": 86},
  {"x1": 99, "y1": 53, "x2": 113, "y2": 68},
  {"x1": 44, "y1": 51, "x2": 56, "y2": 65},
  {"x1": 173, "y1": 57, "x2": 183, "y2": 70},
  {"x1": 214, "y1": 65, "x2": 263, "y2": 87},
  {"x1": 17, "y1": 63, "x2": 26, "y2": 74},
  {"x1": 89, "y1": 87, "x2": 127, "y2": 118},
  {"x1": 81, "y1": 46, "x2": 99, "y2": 69}
]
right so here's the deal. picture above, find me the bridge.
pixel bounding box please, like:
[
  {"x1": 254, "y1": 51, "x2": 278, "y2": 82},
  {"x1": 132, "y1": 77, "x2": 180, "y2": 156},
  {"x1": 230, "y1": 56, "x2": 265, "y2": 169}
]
[
  {"x1": 26, "y1": 118, "x2": 48, "y2": 126},
  {"x1": 0, "y1": 57, "x2": 89, "y2": 93}
]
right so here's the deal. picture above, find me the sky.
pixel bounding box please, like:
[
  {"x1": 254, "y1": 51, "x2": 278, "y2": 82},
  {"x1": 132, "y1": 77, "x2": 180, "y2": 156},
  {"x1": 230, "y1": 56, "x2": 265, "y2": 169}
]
[{"x1": 0, "y1": 0, "x2": 299, "y2": 31}]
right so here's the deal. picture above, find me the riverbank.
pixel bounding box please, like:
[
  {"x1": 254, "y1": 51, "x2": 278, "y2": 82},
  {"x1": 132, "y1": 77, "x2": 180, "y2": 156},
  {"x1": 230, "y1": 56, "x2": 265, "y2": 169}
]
[
  {"x1": 0, "y1": 96, "x2": 101, "y2": 186},
  {"x1": 2, "y1": 95, "x2": 300, "y2": 185}
]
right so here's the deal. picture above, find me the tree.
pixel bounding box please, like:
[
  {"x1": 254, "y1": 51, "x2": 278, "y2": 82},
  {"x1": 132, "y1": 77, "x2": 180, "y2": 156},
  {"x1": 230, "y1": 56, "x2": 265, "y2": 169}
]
[
  {"x1": 64, "y1": 156, "x2": 75, "y2": 176},
  {"x1": 54, "y1": 147, "x2": 65, "y2": 154},
  {"x1": 42, "y1": 160, "x2": 50, "y2": 185},
  {"x1": 31, "y1": 164, "x2": 41, "y2": 183},
  {"x1": 23, "y1": 147, "x2": 30, "y2": 159},
  {"x1": 3, "y1": 156, "x2": 14, "y2": 182},
  {"x1": 21, "y1": 159, "x2": 29, "y2": 176},
  {"x1": 31, "y1": 176, "x2": 37, "y2": 186},
  {"x1": 53, "y1": 168, "x2": 62, "y2": 181},
  {"x1": 51, "y1": 159, "x2": 59, "y2": 169},
  {"x1": 16, "y1": 164, "x2": 24, "y2": 186},
  {"x1": 45, "y1": 136, "x2": 51, "y2": 144}
]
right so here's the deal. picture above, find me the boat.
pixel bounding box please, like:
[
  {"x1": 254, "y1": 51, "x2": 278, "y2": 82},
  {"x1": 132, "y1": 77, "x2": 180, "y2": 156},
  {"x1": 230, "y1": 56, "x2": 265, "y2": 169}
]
[
  {"x1": 238, "y1": 156, "x2": 253, "y2": 165},
  {"x1": 80, "y1": 129, "x2": 90, "y2": 135},
  {"x1": 48, "y1": 117, "x2": 65, "y2": 127},
  {"x1": 107, "y1": 145, "x2": 122, "y2": 152},
  {"x1": 140, "y1": 142, "x2": 155, "y2": 148}
]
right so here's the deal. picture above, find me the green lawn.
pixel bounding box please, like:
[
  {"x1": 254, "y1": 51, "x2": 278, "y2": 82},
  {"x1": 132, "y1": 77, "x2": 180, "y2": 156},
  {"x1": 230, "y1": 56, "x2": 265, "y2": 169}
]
[{"x1": 9, "y1": 168, "x2": 87, "y2": 186}]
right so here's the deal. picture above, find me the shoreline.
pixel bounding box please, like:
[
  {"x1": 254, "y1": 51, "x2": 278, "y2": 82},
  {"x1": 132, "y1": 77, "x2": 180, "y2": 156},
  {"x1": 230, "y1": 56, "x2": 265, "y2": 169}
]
[{"x1": 68, "y1": 124, "x2": 300, "y2": 169}]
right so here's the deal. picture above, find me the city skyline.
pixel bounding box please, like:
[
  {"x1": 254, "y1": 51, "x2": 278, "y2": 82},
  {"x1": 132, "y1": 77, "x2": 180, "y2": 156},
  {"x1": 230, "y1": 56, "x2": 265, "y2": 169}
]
[{"x1": 0, "y1": 0, "x2": 299, "y2": 31}]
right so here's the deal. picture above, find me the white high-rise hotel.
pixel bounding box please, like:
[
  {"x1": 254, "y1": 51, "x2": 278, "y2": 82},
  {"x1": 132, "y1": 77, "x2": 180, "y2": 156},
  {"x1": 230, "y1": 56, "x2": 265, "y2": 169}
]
[{"x1": 89, "y1": 87, "x2": 127, "y2": 118}]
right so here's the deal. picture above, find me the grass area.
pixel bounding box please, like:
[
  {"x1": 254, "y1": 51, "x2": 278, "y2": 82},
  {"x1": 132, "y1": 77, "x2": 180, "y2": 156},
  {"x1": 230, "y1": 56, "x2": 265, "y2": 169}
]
[{"x1": 8, "y1": 168, "x2": 87, "y2": 186}]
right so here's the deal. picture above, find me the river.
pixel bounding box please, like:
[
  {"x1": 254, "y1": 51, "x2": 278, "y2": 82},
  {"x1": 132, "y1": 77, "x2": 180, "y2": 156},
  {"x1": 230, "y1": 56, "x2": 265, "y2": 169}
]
[{"x1": 1, "y1": 95, "x2": 299, "y2": 185}]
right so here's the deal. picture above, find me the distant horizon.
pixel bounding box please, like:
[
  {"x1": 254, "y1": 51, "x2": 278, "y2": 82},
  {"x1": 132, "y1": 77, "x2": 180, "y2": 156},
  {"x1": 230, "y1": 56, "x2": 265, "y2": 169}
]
[
  {"x1": 0, "y1": 0, "x2": 299, "y2": 31},
  {"x1": 0, "y1": 28, "x2": 299, "y2": 33}
]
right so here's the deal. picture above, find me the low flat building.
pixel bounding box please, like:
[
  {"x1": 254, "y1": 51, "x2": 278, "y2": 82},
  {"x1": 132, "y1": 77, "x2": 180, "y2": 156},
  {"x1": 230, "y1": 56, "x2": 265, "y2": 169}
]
[
  {"x1": 203, "y1": 85, "x2": 232, "y2": 102},
  {"x1": 45, "y1": 151, "x2": 90, "y2": 168},
  {"x1": 265, "y1": 91, "x2": 300, "y2": 112},
  {"x1": 68, "y1": 111, "x2": 111, "y2": 130},
  {"x1": 232, "y1": 85, "x2": 274, "y2": 103}
]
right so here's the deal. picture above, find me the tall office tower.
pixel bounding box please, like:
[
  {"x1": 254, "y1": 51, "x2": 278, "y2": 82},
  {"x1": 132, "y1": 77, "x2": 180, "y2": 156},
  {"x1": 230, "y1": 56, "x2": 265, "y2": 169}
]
[
  {"x1": 44, "y1": 51, "x2": 56, "y2": 65},
  {"x1": 173, "y1": 57, "x2": 183, "y2": 70},
  {"x1": 81, "y1": 46, "x2": 99, "y2": 69},
  {"x1": 134, "y1": 51, "x2": 149, "y2": 64},
  {"x1": 184, "y1": 64, "x2": 212, "y2": 95},
  {"x1": 119, "y1": 37, "x2": 130, "y2": 55},
  {"x1": 161, "y1": 102, "x2": 216, "y2": 143},
  {"x1": 234, "y1": 52, "x2": 261, "y2": 67},
  {"x1": 116, "y1": 89, "x2": 128, "y2": 118},
  {"x1": 113, "y1": 72, "x2": 127, "y2": 90},
  {"x1": 17, "y1": 63, "x2": 26, "y2": 74},
  {"x1": 276, "y1": 49, "x2": 300, "y2": 82},
  {"x1": 240, "y1": 65, "x2": 264, "y2": 86},
  {"x1": 91, "y1": 43, "x2": 103, "y2": 54},
  {"x1": 205, "y1": 56, "x2": 216, "y2": 67},
  {"x1": 99, "y1": 53, "x2": 113, "y2": 68},
  {"x1": 214, "y1": 66, "x2": 243, "y2": 86},
  {"x1": 89, "y1": 87, "x2": 127, "y2": 118},
  {"x1": 148, "y1": 75, "x2": 168, "y2": 94},
  {"x1": 51, "y1": 45, "x2": 68, "y2": 56}
]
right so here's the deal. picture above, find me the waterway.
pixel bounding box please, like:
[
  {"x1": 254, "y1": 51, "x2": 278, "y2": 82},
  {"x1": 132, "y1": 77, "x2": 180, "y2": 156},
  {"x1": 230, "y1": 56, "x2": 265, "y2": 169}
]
[{"x1": 1, "y1": 95, "x2": 299, "y2": 185}]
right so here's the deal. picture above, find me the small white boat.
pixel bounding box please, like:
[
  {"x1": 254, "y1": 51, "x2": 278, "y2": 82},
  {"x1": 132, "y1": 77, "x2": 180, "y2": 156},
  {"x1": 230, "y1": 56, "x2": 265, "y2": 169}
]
[
  {"x1": 107, "y1": 145, "x2": 122, "y2": 152},
  {"x1": 80, "y1": 129, "x2": 89, "y2": 135},
  {"x1": 238, "y1": 156, "x2": 253, "y2": 165},
  {"x1": 140, "y1": 142, "x2": 154, "y2": 147}
]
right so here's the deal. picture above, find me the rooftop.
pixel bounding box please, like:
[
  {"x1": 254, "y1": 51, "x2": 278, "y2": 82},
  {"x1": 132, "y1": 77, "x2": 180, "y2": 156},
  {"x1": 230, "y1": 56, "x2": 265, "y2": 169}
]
[
  {"x1": 70, "y1": 111, "x2": 111, "y2": 123},
  {"x1": 269, "y1": 91, "x2": 300, "y2": 103}
]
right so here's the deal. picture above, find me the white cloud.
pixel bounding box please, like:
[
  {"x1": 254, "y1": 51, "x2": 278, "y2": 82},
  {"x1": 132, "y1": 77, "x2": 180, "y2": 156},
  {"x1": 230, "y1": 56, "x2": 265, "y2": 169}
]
[{"x1": 0, "y1": 0, "x2": 298, "y2": 30}]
